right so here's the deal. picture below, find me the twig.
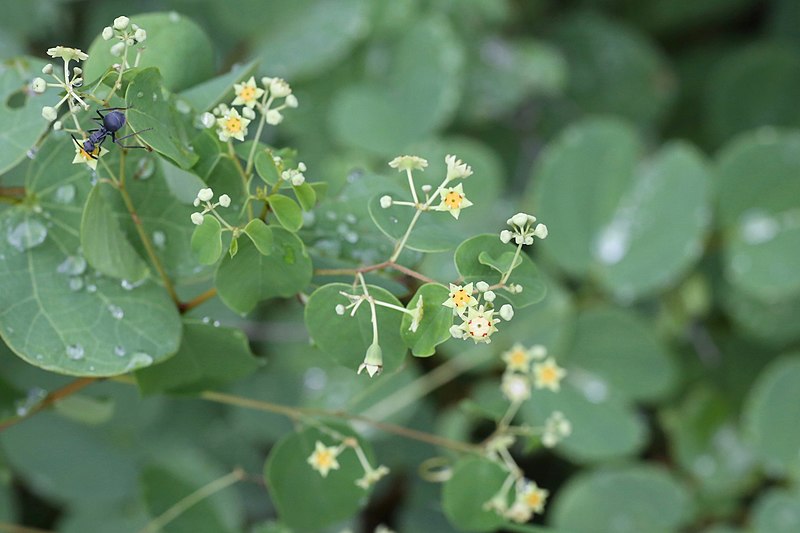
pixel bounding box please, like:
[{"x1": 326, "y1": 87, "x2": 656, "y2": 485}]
[{"x1": 0, "y1": 378, "x2": 97, "y2": 432}]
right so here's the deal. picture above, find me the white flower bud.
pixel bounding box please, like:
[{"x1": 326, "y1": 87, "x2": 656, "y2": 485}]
[
  {"x1": 298, "y1": 162, "x2": 307, "y2": 172},
  {"x1": 53, "y1": 121, "x2": 62, "y2": 131},
  {"x1": 241, "y1": 106, "x2": 256, "y2": 120},
  {"x1": 72, "y1": 67, "x2": 82, "y2": 76},
  {"x1": 134, "y1": 28, "x2": 147, "y2": 42},
  {"x1": 524, "y1": 236, "x2": 534, "y2": 246},
  {"x1": 265, "y1": 109, "x2": 283, "y2": 125},
  {"x1": 421, "y1": 184, "x2": 432, "y2": 193},
  {"x1": 285, "y1": 94, "x2": 298, "y2": 108},
  {"x1": 113, "y1": 16, "x2": 130, "y2": 30},
  {"x1": 269, "y1": 78, "x2": 291, "y2": 98},
  {"x1": 193, "y1": 198, "x2": 200, "y2": 207},
  {"x1": 190, "y1": 212, "x2": 204, "y2": 225},
  {"x1": 199, "y1": 112, "x2": 215, "y2": 129},
  {"x1": 261, "y1": 76, "x2": 273, "y2": 88},
  {"x1": 484, "y1": 290, "x2": 496, "y2": 302},
  {"x1": 31, "y1": 77, "x2": 46, "y2": 93},
  {"x1": 125, "y1": 38, "x2": 135, "y2": 47},
  {"x1": 500, "y1": 230, "x2": 512, "y2": 243},
  {"x1": 533, "y1": 223, "x2": 548, "y2": 239},
  {"x1": 102, "y1": 26, "x2": 114, "y2": 40},
  {"x1": 476, "y1": 281, "x2": 490, "y2": 292},
  {"x1": 218, "y1": 194, "x2": 231, "y2": 207},
  {"x1": 511, "y1": 212, "x2": 529, "y2": 227},
  {"x1": 335, "y1": 304, "x2": 346, "y2": 315},
  {"x1": 514, "y1": 235, "x2": 524, "y2": 245},
  {"x1": 449, "y1": 325, "x2": 465, "y2": 339},
  {"x1": 197, "y1": 188, "x2": 214, "y2": 202},
  {"x1": 499, "y1": 304, "x2": 514, "y2": 321},
  {"x1": 41, "y1": 106, "x2": 57, "y2": 121},
  {"x1": 110, "y1": 42, "x2": 126, "y2": 57},
  {"x1": 291, "y1": 173, "x2": 305, "y2": 186},
  {"x1": 42, "y1": 63, "x2": 53, "y2": 75},
  {"x1": 379, "y1": 195, "x2": 393, "y2": 209}
]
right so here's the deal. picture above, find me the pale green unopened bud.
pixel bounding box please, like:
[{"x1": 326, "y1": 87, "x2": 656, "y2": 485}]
[
  {"x1": 357, "y1": 343, "x2": 383, "y2": 377},
  {"x1": 113, "y1": 16, "x2": 130, "y2": 30}
]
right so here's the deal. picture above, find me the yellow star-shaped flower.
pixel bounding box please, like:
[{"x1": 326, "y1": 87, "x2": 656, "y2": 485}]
[
  {"x1": 232, "y1": 76, "x2": 265, "y2": 108},
  {"x1": 442, "y1": 283, "x2": 478, "y2": 315},
  {"x1": 72, "y1": 141, "x2": 108, "y2": 171},
  {"x1": 307, "y1": 441, "x2": 341, "y2": 478},
  {"x1": 216, "y1": 107, "x2": 251, "y2": 142},
  {"x1": 459, "y1": 305, "x2": 498, "y2": 343},
  {"x1": 502, "y1": 343, "x2": 535, "y2": 372},
  {"x1": 517, "y1": 481, "x2": 548, "y2": 513},
  {"x1": 533, "y1": 357, "x2": 566, "y2": 392},
  {"x1": 434, "y1": 183, "x2": 473, "y2": 219}
]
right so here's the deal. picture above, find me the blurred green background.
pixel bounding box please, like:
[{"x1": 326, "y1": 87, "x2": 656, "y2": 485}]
[{"x1": 2, "y1": 0, "x2": 800, "y2": 532}]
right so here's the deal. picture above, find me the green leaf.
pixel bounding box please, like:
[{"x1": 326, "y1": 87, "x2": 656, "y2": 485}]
[
  {"x1": 441, "y1": 457, "x2": 507, "y2": 532},
  {"x1": 228, "y1": 235, "x2": 239, "y2": 258},
  {"x1": 566, "y1": 307, "x2": 678, "y2": 402},
  {"x1": 243, "y1": 219, "x2": 274, "y2": 255},
  {"x1": 0, "y1": 139, "x2": 182, "y2": 376},
  {"x1": 53, "y1": 395, "x2": 115, "y2": 425},
  {"x1": 519, "y1": 383, "x2": 647, "y2": 463},
  {"x1": 0, "y1": 57, "x2": 51, "y2": 174},
  {"x1": 136, "y1": 320, "x2": 259, "y2": 394},
  {"x1": 179, "y1": 59, "x2": 259, "y2": 112},
  {"x1": 126, "y1": 68, "x2": 199, "y2": 169},
  {"x1": 742, "y1": 354, "x2": 800, "y2": 476},
  {"x1": 84, "y1": 12, "x2": 214, "y2": 92},
  {"x1": 264, "y1": 426, "x2": 371, "y2": 531},
  {"x1": 750, "y1": 488, "x2": 800, "y2": 533},
  {"x1": 716, "y1": 130, "x2": 800, "y2": 300},
  {"x1": 454, "y1": 234, "x2": 546, "y2": 308},
  {"x1": 268, "y1": 194, "x2": 303, "y2": 232},
  {"x1": 293, "y1": 182, "x2": 317, "y2": 211},
  {"x1": 528, "y1": 118, "x2": 711, "y2": 298},
  {"x1": 215, "y1": 228, "x2": 312, "y2": 314},
  {"x1": 81, "y1": 184, "x2": 149, "y2": 281},
  {"x1": 304, "y1": 283, "x2": 406, "y2": 373},
  {"x1": 368, "y1": 193, "x2": 466, "y2": 252},
  {"x1": 191, "y1": 215, "x2": 223, "y2": 265},
  {"x1": 401, "y1": 283, "x2": 452, "y2": 357},
  {"x1": 330, "y1": 17, "x2": 464, "y2": 154},
  {"x1": 551, "y1": 465, "x2": 692, "y2": 532},
  {"x1": 254, "y1": 151, "x2": 280, "y2": 185},
  {"x1": 251, "y1": 0, "x2": 370, "y2": 79},
  {"x1": 478, "y1": 250, "x2": 521, "y2": 275}
]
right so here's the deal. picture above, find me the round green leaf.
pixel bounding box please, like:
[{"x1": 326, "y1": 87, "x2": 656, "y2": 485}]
[
  {"x1": 551, "y1": 465, "x2": 692, "y2": 533},
  {"x1": 454, "y1": 234, "x2": 546, "y2": 308},
  {"x1": 125, "y1": 68, "x2": 199, "y2": 169},
  {"x1": 750, "y1": 488, "x2": 800, "y2": 533},
  {"x1": 0, "y1": 57, "x2": 52, "y2": 175},
  {"x1": 716, "y1": 130, "x2": 800, "y2": 300},
  {"x1": 215, "y1": 227, "x2": 312, "y2": 315},
  {"x1": 264, "y1": 426, "x2": 371, "y2": 531},
  {"x1": 441, "y1": 457, "x2": 507, "y2": 532},
  {"x1": 368, "y1": 194, "x2": 465, "y2": 252},
  {"x1": 268, "y1": 194, "x2": 303, "y2": 232},
  {"x1": 293, "y1": 182, "x2": 317, "y2": 211},
  {"x1": 742, "y1": 354, "x2": 800, "y2": 475},
  {"x1": 84, "y1": 12, "x2": 214, "y2": 92},
  {"x1": 401, "y1": 283, "x2": 452, "y2": 357},
  {"x1": 0, "y1": 139, "x2": 181, "y2": 376},
  {"x1": 721, "y1": 281, "x2": 800, "y2": 347},
  {"x1": 528, "y1": 118, "x2": 711, "y2": 298},
  {"x1": 191, "y1": 215, "x2": 223, "y2": 265},
  {"x1": 254, "y1": 151, "x2": 280, "y2": 185},
  {"x1": 566, "y1": 307, "x2": 678, "y2": 402},
  {"x1": 520, "y1": 383, "x2": 647, "y2": 464},
  {"x1": 329, "y1": 17, "x2": 463, "y2": 155},
  {"x1": 304, "y1": 283, "x2": 406, "y2": 373},
  {"x1": 81, "y1": 183, "x2": 149, "y2": 281},
  {"x1": 243, "y1": 219, "x2": 274, "y2": 255}
]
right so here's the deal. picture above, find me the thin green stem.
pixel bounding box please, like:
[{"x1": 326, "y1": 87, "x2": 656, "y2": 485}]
[
  {"x1": 499, "y1": 243, "x2": 523, "y2": 285},
  {"x1": 137, "y1": 468, "x2": 245, "y2": 533},
  {"x1": 389, "y1": 208, "x2": 423, "y2": 263},
  {"x1": 226, "y1": 141, "x2": 253, "y2": 219},
  {"x1": 405, "y1": 169, "x2": 419, "y2": 205},
  {"x1": 244, "y1": 95, "x2": 273, "y2": 176}
]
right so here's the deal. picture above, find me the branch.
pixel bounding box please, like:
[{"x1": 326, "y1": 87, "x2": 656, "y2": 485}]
[{"x1": 0, "y1": 377, "x2": 97, "y2": 432}]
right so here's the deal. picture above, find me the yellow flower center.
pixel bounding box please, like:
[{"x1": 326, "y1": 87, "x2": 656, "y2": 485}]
[
  {"x1": 225, "y1": 117, "x2": 242, "y2": 133},
  {"x1": 510, "y1": 350, "x2": 527, "y2": 366},
  {"x1": 525, "y1": 491, "x2": 542, "y2": 508},
  {"x1": 539, "y1": 366, "x2": 557, "y2": 383},
  {"x1": 239, "y1": 86, "x2": 256, "y2": 101},
  {"x1": 315, "y1": 449, "x2": 333, "y2": 468},
  {"x1": 444, "y1": 190, "x2": 463, "y2": 208},
  {"x1": 451, "y1": 289, "x2": 470, "y2": 307}
]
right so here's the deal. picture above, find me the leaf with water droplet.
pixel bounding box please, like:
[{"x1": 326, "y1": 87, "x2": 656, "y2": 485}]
[
  {"x1": 7, "y1": 217, "x2": 47, "y2": 252},
  {"x1": 215, "y1": 227, "x2": 312, "y2": 314},
  {"x1": 81, "y1": 184, "x2": 149, "y2": 282}
]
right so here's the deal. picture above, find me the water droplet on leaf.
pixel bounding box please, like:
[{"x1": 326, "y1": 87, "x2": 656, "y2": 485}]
[
  {"x1": 7, "y1": 219, "x2": 47, "y2": 251},
  {"x1": 57, "y1": 255, "x2": 87, "y2": 276},
  {"x1": 108, "y1": 304, "x2": 124, "y2": 320},
  {"x1": 54, "y1": 184, "x2": 76, "y2": 204},
  {"x1": 66, "y1": 344, "x2": 85, "y2": 360}
]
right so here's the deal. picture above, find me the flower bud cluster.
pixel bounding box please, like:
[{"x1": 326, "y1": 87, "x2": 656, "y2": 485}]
[
  {"x1": 443, "y1": 282, "x2": 514, "y2": 344},
  {"x1": 102, "y1": 16, "x2": 147, "y2": 62},
  {"x1": 190, "y1": 187, "x2": 231, "y2": 225},
  {"x1": 500, "y1": 212, "x2": 548, "y2": 246},
  {"x1": 37, "y1": 46, "x2": 90, "y2": 122}
]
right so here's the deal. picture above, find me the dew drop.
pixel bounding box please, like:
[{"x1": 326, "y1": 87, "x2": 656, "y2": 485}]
[
  {"x1": 5, "y1": 326, "x2": 13, "y2": 333},
  {"x1": 344, "y1": 231, "x2": 358, "y2": 244},
  {"x1": 136, "y1": 157, "x2": 155, "y2": 180},
  {"x1": 152, "y1": 93, "x2": 158, "y2": 102},
  {"x1": 26, "y1": 147, "x2": 38, "y2": 160},
  {"x1": 86, "y1": 284, "x2": 97, "y2": 293},
  {"x1": 344, "y1": 213, "x2": 357, "y2": 224},
  {"x1": 136, "y1": 91, "x2": 144, "y2": 98},
  {"x1": 89, "y1": 365, "x2": 95, "y2": 372},
  {"x1": 389, "y1": 216, "x2": 399, "y2": 224},
  {"x1": 114, "y1": 345, "x2": 126, "y2": 357},
  {"x1": 7, "y1": 219, "x2": 47, "y2": 251},
  {"x1": 282, "y1": 245, "x2": 296, "y2": 264},
  {"x1": 175, "y1": 99, "x2": 191, "y2": 114},
  {"x1": 35, "y1": 354, "x2": 43, "y2": 360},
  {"x1": 54, "y1": 184, "x2": 76, "y2": 204},
  {"x1": 169, "y1": 11, "x2": 180, "y2": 22},
  {"x1": 741, "y1": 211, "x2": 779, "y2": 245},
  {"x1": 151, "y1": 230, "x2": 166, "y2": 249},
  {"x1": 303, "y1": 367, "x2": 327, "y2": 391},
  {"x1": 57, "y1": 255, "x2": 87, "y2": 276},
  {"x1": 108, "y1": 304, "x2": 124, "y2": 320},
  {"x1": 15, "y1": 388, "x2": 47, "y2": 416},
  {"x1": 66, "y1": 343, "x2": 85, "y2": 360},
  {"x1": 69, "y1": 277, "x2": 84, "y2": 291},
  {"x1": 125, "y1": 352, "x2": 153, "y2": 371},
  {"x1": 121, "y1": 278, "x2": 145, "y2": 290},
  {"x1": 212, "y1": 320, "x2": 220, "y2": 327}
]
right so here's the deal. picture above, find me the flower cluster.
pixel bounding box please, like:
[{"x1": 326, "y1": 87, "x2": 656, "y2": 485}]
[
  {"x1": 500, "y1": 212, "x2": 548, "y2": 246},
  {"x1": 499, "y1": 343, "x2": 567, "y2": 402},
  {"x1": 205, "y1": 76, "x2": 298, "y2": 143},
  {"x1": 190, "y1": 187, "x2": 232, "y2": 226},
  {"x1": 444, "y1": 282, "x2": 513, "y2": 344},
  {"x1": 307, "y1": 437, "x2": 389, "y2": 490},
  {"x1": 35, "y1": 46, "x2": 90, "y2": 123},
  {"x1": 485, "y1": 478, "x2": 550, "y2": 524},
  {"x1": 101, "y1": 16, "x2": 147, "y2": 65},
  {"x1": 382, "y1": 154, "x2": 474, "y2": 219}
]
